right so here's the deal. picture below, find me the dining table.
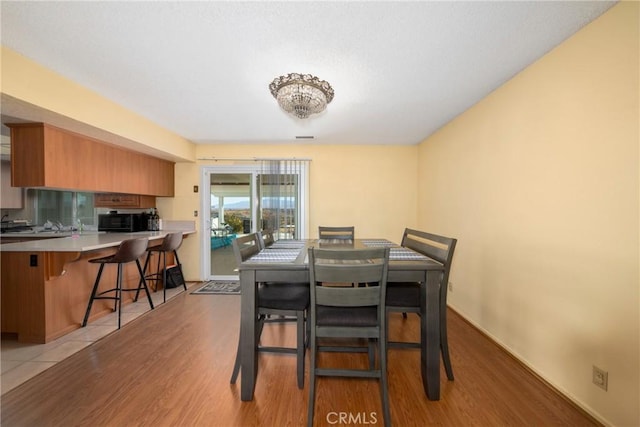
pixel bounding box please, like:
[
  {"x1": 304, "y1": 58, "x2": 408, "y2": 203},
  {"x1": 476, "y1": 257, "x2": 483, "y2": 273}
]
[{"x1": 237, "y1": 238, "x2": 445, "y2": 401}]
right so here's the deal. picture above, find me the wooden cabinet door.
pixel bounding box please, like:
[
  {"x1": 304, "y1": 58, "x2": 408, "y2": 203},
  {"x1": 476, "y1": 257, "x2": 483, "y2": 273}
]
[
  {"x1": 95, "y1": 193, "x2": 155, "y2": 208},
  {"x1": 8, "y1": 123, "x2": 174, "y2": 197}
]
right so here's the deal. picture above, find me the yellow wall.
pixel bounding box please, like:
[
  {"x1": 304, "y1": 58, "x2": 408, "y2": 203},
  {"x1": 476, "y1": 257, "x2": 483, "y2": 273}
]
[{"x1": 417, "y1": 3, "x2": 639, "y2": 425}]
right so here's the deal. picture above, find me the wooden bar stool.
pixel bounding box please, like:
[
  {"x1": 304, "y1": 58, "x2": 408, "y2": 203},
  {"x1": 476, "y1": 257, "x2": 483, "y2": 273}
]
[
  {"x1": 82, "y1": 237, "x2": 154, "y2": 330},
  {"x1": 137, "y1": 232, "x2": 185, "y2": 303}
]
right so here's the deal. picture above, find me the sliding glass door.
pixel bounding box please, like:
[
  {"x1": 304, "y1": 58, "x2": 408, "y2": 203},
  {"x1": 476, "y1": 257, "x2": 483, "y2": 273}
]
[
  {"x1": 201, "y1": 161, "x2": 308, "y2": 280},
  {"x1": 209, "y1": 171, "x2": 253, "y2": 278}
]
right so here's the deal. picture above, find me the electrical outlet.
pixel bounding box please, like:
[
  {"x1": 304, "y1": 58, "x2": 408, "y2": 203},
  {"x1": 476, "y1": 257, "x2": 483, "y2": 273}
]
[
  {"x1": 448, "y1": 281, "x2": 453, "y2": 292},
  {"x1": 193, "y1": 210, "x2": 198, "y2": 217},
  {"x1": 592, "y1": 365, "x2": 608, "y2": 391}
]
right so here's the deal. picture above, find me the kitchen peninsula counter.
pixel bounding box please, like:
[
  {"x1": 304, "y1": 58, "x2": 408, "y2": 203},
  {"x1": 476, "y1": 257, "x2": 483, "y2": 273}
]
[
  {"x1": 0, "y1": 230, "x2": 192, "y2": 252},
  {"x1": 1, "y1": 230, "x2": 195, "y2": 343},
  {"x1": 0, "y1": 230, "x2": 104, "y2": 244}
]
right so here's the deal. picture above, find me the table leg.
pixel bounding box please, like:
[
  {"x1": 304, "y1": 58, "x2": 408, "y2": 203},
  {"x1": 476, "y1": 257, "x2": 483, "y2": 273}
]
[
  {"x1": 240, "y1": 269, "x2": 258, "y2": 401},
  {"x1": 421, "y1": 270, "x2": 441, "y2": 400}
]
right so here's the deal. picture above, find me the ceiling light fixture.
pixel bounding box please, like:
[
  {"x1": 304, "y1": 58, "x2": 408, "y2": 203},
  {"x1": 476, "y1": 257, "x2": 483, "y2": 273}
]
[{"x1": 269, "y1": 73, "x2": 334, "y2": 119}]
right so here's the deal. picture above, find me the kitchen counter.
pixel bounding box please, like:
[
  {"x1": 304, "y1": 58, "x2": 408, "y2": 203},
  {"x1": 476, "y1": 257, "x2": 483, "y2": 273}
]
[
  {"x1": 0, "y1": 230, "x2": 194, "y2": 252},
  {"x1": 0, "y1": 230, "x2": 104, "y2": 244},
  {"x1": 1, "y1": 229, "x2": 195, "y2": 343},
  {"x1": 1, "y1": 230, "x2": 103, "y2": 238}
]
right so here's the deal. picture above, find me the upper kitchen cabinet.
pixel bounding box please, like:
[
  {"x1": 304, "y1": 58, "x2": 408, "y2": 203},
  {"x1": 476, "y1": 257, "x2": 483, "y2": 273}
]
[
  {"x1": 0, "y1": 160, "x2": 23, "y2": 209},
  {"x1": 7, "y1": 123, "x2": 174, "y2": 197}
]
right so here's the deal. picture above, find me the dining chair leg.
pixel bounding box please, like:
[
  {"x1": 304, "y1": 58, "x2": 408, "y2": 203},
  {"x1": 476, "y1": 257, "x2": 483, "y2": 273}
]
[
  {"x1": 231, "y1": 314, "x2": 268, "y2": 384},
  {"x1": 441, "y1": 315, "x2": 454, "y2": 381},
  {"x1": 307, "y1": 339, "x2": 317, "y2": 427},
  {"x1": 230, "y1": 338, "x2": 242, "y2": 384},
  {"x1": 440, "y1": 290, "x2": 454, "y2": 381},
  {"x1": 296, "y1": 310, "x2": 305, "y2": 389},
  {"x1": 256, "y1": 315, "x2": 266, "y2": 343},
  {"x1": 379, "y1": 341, "x2": 391, "y2": 426},
  {"x1": 305, "y1": 312, "x2": 311, "y2": 348},
  {"x1": 368, "y1": 339, "x2": 375, "y2": 370}
]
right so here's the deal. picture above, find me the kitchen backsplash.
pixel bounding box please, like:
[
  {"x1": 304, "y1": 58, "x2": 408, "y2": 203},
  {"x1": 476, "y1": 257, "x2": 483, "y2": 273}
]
[{"x1": 1, "y1": 189, "x2": 149, "y2": 228}]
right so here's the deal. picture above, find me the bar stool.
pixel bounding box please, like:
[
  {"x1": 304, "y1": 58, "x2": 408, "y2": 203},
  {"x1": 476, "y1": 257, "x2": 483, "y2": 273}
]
[
  {"x1": 137, "y1": 232, "x2": 185, "y2": 303},
  {"x1": 82, "y1": 237, "x2": 154, "y2": 330}
]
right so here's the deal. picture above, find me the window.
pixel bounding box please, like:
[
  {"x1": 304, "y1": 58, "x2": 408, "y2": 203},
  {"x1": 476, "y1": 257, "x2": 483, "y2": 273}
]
[{"x1": 31, "y1": 189, "x2": 96, "y2": 228}]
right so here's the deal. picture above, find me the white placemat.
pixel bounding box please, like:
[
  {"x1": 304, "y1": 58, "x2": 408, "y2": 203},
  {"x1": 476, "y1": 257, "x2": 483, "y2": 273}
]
[
  {"x1": 389, "y1": 247, "x2": 429, "y2": 260},
  {"x1": 246, "y1": 249, "x2": 300, "y2": 263}
]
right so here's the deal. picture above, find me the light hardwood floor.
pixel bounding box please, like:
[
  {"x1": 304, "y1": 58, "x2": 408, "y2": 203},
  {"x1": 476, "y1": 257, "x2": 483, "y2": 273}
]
[{"x1": 1, "y1": 286, "x2": 599, "y2": 426}]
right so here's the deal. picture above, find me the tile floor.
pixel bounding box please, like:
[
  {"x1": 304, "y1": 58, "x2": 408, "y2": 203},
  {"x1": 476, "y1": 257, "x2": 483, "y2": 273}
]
[{"x1": 0, "y1": 284, "x2": 194, "y2": 395}]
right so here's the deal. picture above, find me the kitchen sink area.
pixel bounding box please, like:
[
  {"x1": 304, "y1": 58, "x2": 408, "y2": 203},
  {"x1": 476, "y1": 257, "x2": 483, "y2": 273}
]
[
  {"x1": 0, "y1": 221, "x2": 37, "y2": 241},
  {"x1": 1, "y1": 219, "x2": 102, "y2": 243},
  {"x1": 1, "y1": 219, "x2": 32, "y2": 233}
]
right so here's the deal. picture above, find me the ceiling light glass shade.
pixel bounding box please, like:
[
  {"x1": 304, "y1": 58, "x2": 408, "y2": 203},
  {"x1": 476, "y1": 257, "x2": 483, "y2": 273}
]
[{"x1": 269, "y1": 73, "x2": 334, "y2": 119}]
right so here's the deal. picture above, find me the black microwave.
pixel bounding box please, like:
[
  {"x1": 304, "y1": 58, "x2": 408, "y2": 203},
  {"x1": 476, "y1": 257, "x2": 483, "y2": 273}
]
[{"x1": 98, "y1": 213, "x2": 147, "y2": 232}]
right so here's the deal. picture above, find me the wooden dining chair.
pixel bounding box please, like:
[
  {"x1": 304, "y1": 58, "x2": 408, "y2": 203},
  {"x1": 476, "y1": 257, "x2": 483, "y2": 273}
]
[
  {"x1": 385, "y1": 228, "x2": 457, "y2": 380},
  {"x1": 318, "y1": 226, "x2": 355, "y2": 240},
  {"x1": 257, "y1": 228, "x2": 275, "y2": 249},
  {"x1": 229, "y1": 233, "x2": 309, "y2": 389},
  {"x1": 307, "y1": 246, "x2": 391, "y2": 427}
]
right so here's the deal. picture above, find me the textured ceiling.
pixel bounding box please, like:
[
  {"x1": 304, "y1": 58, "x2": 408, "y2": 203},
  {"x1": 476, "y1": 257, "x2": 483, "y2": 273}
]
[{"x1": 0, "y1": 1, "x2": 616, "y2": 146}]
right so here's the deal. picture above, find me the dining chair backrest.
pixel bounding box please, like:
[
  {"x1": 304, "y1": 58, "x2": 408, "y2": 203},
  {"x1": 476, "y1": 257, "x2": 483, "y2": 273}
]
[
  {"x1": 258, "y1": 229, "x2": 275, "y2": 249},
  {"x1": 232, "y1": 233, "x2": 261, "y2": 265},
  {"x1": 401, "y1": 228, "x2": 457, "y2": 285},
  {"x1": 309, "y1": 247, "x2": 389, "y2": 310},
  {"x1": 318, "y1": 226, "x2": 355, "y2": 240}
]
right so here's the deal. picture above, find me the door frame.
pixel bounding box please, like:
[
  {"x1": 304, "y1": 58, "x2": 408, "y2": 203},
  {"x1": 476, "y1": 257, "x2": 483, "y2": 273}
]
[{"x1": 199, "y1": 163, "x2": 309, "y2": 280}]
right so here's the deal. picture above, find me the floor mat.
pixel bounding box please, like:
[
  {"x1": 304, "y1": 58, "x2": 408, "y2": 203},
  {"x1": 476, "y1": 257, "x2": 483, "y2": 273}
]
[{"x1": 191, "y1": 281, "x2": 240, "y2": 295}]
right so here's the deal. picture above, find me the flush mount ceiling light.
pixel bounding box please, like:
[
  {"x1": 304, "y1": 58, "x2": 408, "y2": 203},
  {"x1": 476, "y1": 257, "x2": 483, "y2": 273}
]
[{"x1": 269, "y1": 73, "x2": 334, "y2": 119}]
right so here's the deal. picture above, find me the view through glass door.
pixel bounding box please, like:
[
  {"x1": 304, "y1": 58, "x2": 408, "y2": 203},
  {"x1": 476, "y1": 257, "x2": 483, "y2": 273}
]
[
  {"x1": 202, "y1": 161, "x2": 308, "y2": 281},
  {"x1": 209, "y1": 171, "x2": 253, "y2": 279}
]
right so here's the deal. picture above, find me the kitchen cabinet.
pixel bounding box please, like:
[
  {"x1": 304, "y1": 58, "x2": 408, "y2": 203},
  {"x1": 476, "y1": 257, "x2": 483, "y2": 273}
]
[
  {"x1": 0, "y1": 160, "x2": 23, "y2": 209},
  {"x1": 94, "y1": 193, "x2": 156, "y2": 208},
  {"x1": 7, "y1": 123, "x2": 174, "y2": 196}
]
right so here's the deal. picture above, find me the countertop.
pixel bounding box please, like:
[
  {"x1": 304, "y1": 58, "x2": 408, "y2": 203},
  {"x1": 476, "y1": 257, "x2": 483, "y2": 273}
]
[
  {"x1": 1, "y1": 230, "x2": 104, "y2": 238},
  {"x1": 0, "y1": 230, "x2": 196, "y2": 252}
]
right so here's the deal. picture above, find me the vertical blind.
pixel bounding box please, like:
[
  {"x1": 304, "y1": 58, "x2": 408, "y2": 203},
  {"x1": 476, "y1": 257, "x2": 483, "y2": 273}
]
[{"x1": 259, "y1": 159, "x2": 306, "y2": 239}]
